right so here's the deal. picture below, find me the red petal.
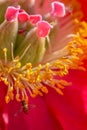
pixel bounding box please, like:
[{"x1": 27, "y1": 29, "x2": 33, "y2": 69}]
[
  {"x1": 79, "y1": 0, "x2": 87, "y2": 21},
  {"x1": 45, "y1": 60, "x2": 87, "y2": 130},
  {"x1": 0, "y1": 82, "x2": 8, "y2": 130},
  {"x1": 7, "y1": 97, "x2": 63, "y2": 130}
]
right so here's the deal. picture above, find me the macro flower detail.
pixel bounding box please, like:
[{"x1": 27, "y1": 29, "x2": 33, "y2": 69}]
[
  {"x1": 5, "y1": 6, "x2": 29, "y2": 23},
  {"x1": 0, "y1": 0, "x2": 87, "y2": 115}
]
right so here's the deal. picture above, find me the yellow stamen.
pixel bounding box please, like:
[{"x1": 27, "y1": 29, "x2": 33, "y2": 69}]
[
  {"x1": 0, "y1": 20, "x2": 87, "y2": 105},
  {"x1": 5, "y1": 95, "x2": 10, "y2": 103},
  {"x1": 3, "y1": 48, "x2": 7, "y2": 64}
]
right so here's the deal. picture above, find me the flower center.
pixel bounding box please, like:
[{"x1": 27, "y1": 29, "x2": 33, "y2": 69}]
[{"x1": 0, "y1": 0, "x2": 87, "y2": 109}]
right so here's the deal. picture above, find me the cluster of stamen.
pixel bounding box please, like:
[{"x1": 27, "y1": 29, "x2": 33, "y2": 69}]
[
  {"x1": 0, "y1": 50, "x2": 69, "y2": 104},
  {"x1": 0, "y1": 19, "x2": 87, "y2": 105}
]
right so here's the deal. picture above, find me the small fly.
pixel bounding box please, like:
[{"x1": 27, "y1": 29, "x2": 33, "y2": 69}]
[
  {"x1": 14, "y1": 100, "x2": 36, "y2": 116},
  {"x1": 21, "y1": 100, "x2": 29, "y2": 114}
]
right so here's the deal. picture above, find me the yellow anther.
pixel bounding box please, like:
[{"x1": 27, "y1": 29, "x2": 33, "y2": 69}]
[
  {"x1": 74, "y1": 19, "x2": 79, "y2": 24},
  {"x1": 10, "y1": 93, "x2": 14, "y2": 100},
  {"x1": 35, "y1": 76, "x2": 40, "y2": 82},
  {"x1": 16, "y1": 62, "x2": 21, "y2": 68},
  {"x1": 3, "y1": 48, "x2": 7, "y2": 53},
  {"x1": 26, "y1": 63, "x2": 32, "y2": 69},
  {"x1": 5, "y1": 95, "x2": 10, "y2": 103},
  {"x1": 9, "y1": 86, "x2": 13, "y2": 92},
  {"x1": 38, "y1": 91, "x2": 43, "y2": 96},
  {"x1": 33, "y1": 89, "x2": 39, "y2": 95},
  {"x1": 38, "y1": 64, "x2": 42, "y2": 70},
  {"x1": 55, "y1": 88, "x2": 64, "y2": 95},
  {"x1": 3, "y1": 48, "x2": 8, "y2": 63},
  {"x1": 41, "y1": 87, "x2": 48, "y2": 93},
  {"x1": 45, "y1": 63, "x2": 50, "y2": 70},
  {"x1": 30, "y1": 93, "x2": 37, "y2": 98},
  {"x1": 16, "y1": 94, "x2": 21, "y2": 102},
  {"x1": 1, "y1": 78, "x2": 8, "y2": 85},
  {"x1": 56, "y1": 83, "x2": 64, "y2": 89}
]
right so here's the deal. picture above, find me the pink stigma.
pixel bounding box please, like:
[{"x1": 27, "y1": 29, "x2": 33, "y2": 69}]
[
  {"x1": 29, "y1": 15, "x2": 42, "y2": 25},
  {"x1": 5, "y1": 6, "x2": 20, "y2": 22},
  {"x1": 51, "y1": 1, "x2": 65, "y2": 17},
  {"x1": 36, "y1": 21, "x2": 52, "y2": 37}
]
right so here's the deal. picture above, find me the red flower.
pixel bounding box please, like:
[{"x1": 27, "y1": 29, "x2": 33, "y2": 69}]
[{"x1": 0, "y1": 0, "x2": 87, "y2": 130}]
